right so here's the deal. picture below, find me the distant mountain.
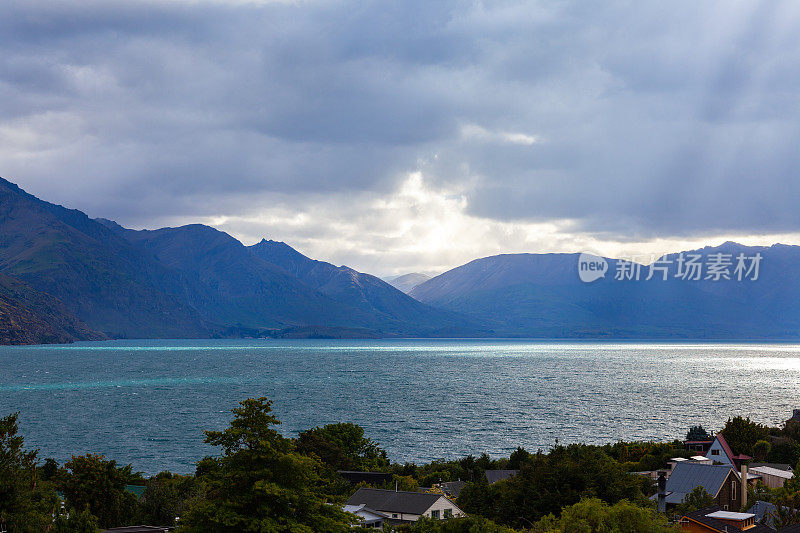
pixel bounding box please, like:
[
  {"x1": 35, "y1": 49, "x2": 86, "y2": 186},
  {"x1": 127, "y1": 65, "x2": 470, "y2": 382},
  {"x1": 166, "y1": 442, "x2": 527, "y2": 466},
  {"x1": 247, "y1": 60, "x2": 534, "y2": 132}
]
[
  {"x1": 384, "y1": 273, "x2": 431, "y2": 294},
  {"x1": 249, "y1": 240, "x2": 483, "y2": 336},
  {"x1": 107, "y1": 226, "x2": 378, "y2": 331},
  {"x1": 0, "y1": 178, "x2": 212, "y2": 339},
  {"x1": 410, "y1": 244, "x2": 800, "y2": 338},
  {"x1": 0, "y1": 274, "x2": 104, "y2": 344}
]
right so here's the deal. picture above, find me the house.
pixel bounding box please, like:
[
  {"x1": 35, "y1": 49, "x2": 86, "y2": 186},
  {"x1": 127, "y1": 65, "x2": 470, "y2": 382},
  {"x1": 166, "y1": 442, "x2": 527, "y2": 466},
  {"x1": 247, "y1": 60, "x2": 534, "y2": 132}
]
[
  {"x1": 337, "y1": 471, "x2": 393, "y2": 485},
  {"x1": 686, "y1": 440, "x2": 715, "y2": 454},
  {"x1": 485, "y1": 470, "x2": 518, "y2": 484},
  {"x1": 436, "y1": 480, "x2": 467, "y2": 499},
  {"x1": 653, "y1": 462, "x2": 743, "y2": 511},
  {"x1": 343, "y1": 504, "x2": 388, "y2": 529},
  {"x1": 345, "y1": 487, "x2": 465, "y2": 523},
  {"x1": 748, "y1": 465, "x2": 794, "y2": 489},
  {"x1": 706, "y1": 434, "x2": 752, "y2": 469},
  {"x1": 678, "y1": 506, "x2": 774, "y2": 532}
]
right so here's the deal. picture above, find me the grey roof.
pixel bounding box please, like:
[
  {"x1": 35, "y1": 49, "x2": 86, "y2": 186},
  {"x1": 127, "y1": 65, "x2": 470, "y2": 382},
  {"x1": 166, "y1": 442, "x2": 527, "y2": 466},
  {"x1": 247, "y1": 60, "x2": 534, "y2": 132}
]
[
  {"x1": 751, "y1": 462, "x2": 793, "y2": 472},
  {"x1": 438, "y1": 480, "x2": 467, "y2": 498},
  {"x1": 748, "y1": 500, "x2": 777, "y2": 528},
  {"x1": 346, "y1": 488, "x2": 448, "y2": 515},
  {"x1": 661, "y1": 462, "x2": 735, "y2": 504},
  {"x1": 779, "y1": 525, "x2": 800, "y2": 533},
  {"x1": 485, "y1": 470, "x2": 518, "y2": 484}
]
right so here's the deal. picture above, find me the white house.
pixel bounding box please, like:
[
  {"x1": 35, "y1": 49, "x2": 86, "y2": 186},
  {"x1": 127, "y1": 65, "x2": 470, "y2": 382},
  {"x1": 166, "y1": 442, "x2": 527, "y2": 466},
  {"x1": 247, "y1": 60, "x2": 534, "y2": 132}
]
[
  {"x1": 345, "y1": 487, "x2": 465, "y2": 523},
  {"x1": 343, "y1": 504, "x2": 388, "y2": 529}
]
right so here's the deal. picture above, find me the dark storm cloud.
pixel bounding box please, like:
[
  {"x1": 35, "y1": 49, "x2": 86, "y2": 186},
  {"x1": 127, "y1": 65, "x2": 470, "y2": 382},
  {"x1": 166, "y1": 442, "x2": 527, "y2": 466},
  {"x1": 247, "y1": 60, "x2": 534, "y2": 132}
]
[{"x1": 2, "y1": 0, "x2": 800, "y2": 239}]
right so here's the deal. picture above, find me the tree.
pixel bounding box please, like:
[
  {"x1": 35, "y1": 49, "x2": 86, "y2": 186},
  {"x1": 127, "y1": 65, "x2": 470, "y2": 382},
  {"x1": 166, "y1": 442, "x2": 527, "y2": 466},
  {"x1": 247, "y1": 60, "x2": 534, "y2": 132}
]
[
  {"x1": 138, "y1": 471, "x2": 202, "y2": 527},
  {"x1": 296, "y1": 422, "x2": 389, "y2": 472},
  {"x1": 458, "y1": 445, "x2": 651, "y2": 529},
  {"x1": 674, "y1": 486, "x2": 715, "y2": 517},
  {"x1": 409, "y1": 515, "x2": 518, "y2": 532},
  {"x1": 60, "y1": 454, "x2": 139, "y2": 528},
  {"x1": 531, "y1": 498, "x2": 677, "y2": 533},
  {"x1": 686, "y1": 426, "x2": 710, "y2": 441},
  {"x1": 720, "y1": 416, "x2": 769, "y2": 456},
  {"x1": 753, "y1": 440, "x2": 772, "y2": 462},
  {"x1": 0, "y1": 412, "x2": 59, "y2": 532},
  {"x1": 52, "y1": 506, "x2": 99, "y2": 533},
  {"x1": 178, "y1": 397, "x2": 355, "y2": 532}
]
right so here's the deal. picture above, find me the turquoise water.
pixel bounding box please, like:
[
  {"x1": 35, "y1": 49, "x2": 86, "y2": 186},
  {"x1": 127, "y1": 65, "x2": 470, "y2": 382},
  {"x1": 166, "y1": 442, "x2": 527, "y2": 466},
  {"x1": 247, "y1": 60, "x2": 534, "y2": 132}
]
[{"x1": 1, "y1": 339, "x2": 799, "y2": 475}]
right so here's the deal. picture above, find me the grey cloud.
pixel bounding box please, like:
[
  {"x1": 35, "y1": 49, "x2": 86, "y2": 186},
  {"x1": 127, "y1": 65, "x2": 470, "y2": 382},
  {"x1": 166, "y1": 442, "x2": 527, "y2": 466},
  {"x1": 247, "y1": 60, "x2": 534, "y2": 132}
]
[{"x1": 2, "y1": 0, "x2": 800, "y2": 258}]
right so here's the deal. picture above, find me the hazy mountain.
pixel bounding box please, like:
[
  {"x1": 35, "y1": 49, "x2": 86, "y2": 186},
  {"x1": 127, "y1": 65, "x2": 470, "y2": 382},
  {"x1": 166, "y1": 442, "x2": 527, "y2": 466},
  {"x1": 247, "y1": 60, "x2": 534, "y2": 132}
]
[
  {"x1": 249, "y1": 240, "x2": 483, "y2": 336},
  {"x1": 383, "y1": 273, "x2": 431, "y2": 294},
  {"x1": 0, "y1": 274, "x2": 104, "y2": 344},
  {"x1": 410, "y1": 244, "x2": 800, "y2": 338}
]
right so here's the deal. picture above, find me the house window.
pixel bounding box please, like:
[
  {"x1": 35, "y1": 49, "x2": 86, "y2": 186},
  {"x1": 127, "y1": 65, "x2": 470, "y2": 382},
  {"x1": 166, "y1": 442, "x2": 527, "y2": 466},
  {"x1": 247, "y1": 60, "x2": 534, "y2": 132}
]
[
  {"x1": 711, "y1": 449, "x2": 720, "y2": 455},
  {"x1": 732, "y1": 481, "x2": 737, "y2": 500},
  {"x1": 431, "y1": 510, "x2": 440, "y2": 520},
  {"x1": 392, "y1": 514, "x2": 398, "y2": 519},
  {"x1": 444, "y1": 509, "x2": 453, "y2": 518}
]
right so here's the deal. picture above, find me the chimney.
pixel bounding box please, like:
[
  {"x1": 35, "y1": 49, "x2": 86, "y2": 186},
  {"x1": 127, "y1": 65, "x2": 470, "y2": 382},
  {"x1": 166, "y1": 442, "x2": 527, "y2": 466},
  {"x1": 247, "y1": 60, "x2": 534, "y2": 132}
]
[
  {"x1": 657, "y1": 471, "x2": 667, "y2": 513},
  {"x1": 740, "y1": 463, "x2": 748, "y2": 510}
]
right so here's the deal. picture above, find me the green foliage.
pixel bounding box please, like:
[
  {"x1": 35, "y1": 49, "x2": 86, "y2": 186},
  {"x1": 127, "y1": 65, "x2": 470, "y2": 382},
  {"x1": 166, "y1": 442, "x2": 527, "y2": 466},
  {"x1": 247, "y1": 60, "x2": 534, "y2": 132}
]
[
  {"x1": 531, "y1": 498, "x2": 677, "y2": 533},
  {"x1": 52, "y1": 506, "x2": 99, "y2": 533},
  {"x1": 720, "y1": 416, "x2": 769, "y2": 456},
  {"x1": 0, "y1": 412, "x2": 59, "y2": 533},
  {"x1": 601, "y1": 441, "x2": 688, "y2": 473},
  {"x1": 138, "y1": 471, "x2": 202, "y2": 527},
  {"x1": 296, "y1": 422, "x2": 389, "y2": 472},
  {"x1": 61, "y1": 453, "x2": 138, "y2": 528},
  {"x1": 753, "y1": 439, "x2": 772, "y2": 461},
  {"x1": 686, "y1": 426, "x2": 710, "y2": 441},
  {"x1": 178, "y1": 397, "x2": 355, "y2": 532},
  {"x1": 673, "y1": 486, "x2": 715, "y2": 517},
  {"x1": 458, "y1": 445, "x2": 651, "y2": 529},
  {"x1": 408, "y1": 515, "x2": 518, "y2": 532}
]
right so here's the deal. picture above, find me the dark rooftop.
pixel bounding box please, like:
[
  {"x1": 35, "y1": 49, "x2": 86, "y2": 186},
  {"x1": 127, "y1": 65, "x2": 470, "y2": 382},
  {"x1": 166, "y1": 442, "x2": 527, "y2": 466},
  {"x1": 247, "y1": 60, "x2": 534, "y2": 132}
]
[
  {"x1": 683, "y1": 506, "x2": 773, "y2": 533},
  {"x1": 485, "y1": 469, "x2": 518, "y2": 484},
  {"x1": 659, "y1": 462, "x2": 734, "y2": 504},
  {"x1": 346, "y1": 487, "x2": 447, "y2": 515}
]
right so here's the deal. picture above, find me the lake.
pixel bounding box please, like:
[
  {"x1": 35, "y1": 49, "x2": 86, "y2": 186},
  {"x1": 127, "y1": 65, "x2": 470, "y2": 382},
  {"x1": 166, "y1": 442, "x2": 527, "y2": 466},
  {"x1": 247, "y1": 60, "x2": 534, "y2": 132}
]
[{"x1": 1, "y1": 339, "x2": 799, "y2": 475}]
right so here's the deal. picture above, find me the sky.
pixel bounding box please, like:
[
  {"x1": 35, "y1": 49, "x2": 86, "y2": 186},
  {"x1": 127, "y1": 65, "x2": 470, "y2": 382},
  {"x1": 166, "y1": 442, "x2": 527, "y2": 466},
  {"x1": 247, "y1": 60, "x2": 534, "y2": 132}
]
[{"x1": 3, "y1": 0, "x2": 800, "y2": 276}]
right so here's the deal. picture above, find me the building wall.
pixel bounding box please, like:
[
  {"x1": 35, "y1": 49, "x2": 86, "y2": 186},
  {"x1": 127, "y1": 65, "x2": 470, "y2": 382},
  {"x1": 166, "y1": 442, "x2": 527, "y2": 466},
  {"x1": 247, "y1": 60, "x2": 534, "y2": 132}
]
[
  {"x1": 706, "y1": 439, "x2": 733, "y2": 466},
  {"x1": 714, "y1": 472, "x2": 741, "y2": 512},
  {"x1": 424, "y1": 496, "x2": 466, "y2": 519},
  {"x1": 753, "y1": 471, "x2": 790, "y2": 489}
]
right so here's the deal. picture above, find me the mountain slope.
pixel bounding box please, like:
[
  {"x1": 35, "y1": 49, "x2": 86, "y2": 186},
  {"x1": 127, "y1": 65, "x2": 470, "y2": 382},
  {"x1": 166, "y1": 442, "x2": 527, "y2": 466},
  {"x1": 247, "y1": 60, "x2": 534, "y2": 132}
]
[
  {"x1": 108, "y1": 225, "x2": 381, "y2": 331},
  {"x1": 384, "y1": 273, "x2": 431, "y2": 294},
  {"x1": 0, "y1": 274, "x2": 104, "y2": 344},
  {"x1": 0, "y1": 178, "x2": 212, "y2": 338},
  {"x1": 410, "y1": 244, "x2": 800, "y2": 338},
  {"x1": 249, "y1": 239, "x2": 487, "y2": 335}
]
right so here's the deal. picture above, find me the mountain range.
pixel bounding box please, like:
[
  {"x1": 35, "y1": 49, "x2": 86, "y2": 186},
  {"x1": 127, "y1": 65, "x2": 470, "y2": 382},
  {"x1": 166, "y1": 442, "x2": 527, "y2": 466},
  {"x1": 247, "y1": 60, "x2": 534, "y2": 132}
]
[
  {"x1": 0, "y1": 177, "x2": 481, "y2": 343},
  {"x1": 1, "y1": 176, "x2": 799, "y2": 344}
]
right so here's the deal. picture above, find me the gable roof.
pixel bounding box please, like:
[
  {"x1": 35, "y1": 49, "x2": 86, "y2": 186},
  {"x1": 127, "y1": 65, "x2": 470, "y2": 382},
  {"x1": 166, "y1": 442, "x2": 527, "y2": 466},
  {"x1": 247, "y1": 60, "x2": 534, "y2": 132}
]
[
  {"x1": 662, "y1": 462, "x2": 735, "y2": 504},
  {"x1": 748, "y1": 500, "x2": 777, "y2": 528},
  {"x1": 346, "y1": 488, "x2": 452, "y2": 515},
  {"x1": 485, "y1": 470, "x2": 518, "y2": 484},
  {"x1": 712, "y1": 434, "x2": 736, "y2": 463}
]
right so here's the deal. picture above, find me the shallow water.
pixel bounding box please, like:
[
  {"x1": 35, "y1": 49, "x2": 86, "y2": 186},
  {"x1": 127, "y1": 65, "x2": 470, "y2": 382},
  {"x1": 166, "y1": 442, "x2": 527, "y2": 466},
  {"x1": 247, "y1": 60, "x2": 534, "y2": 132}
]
[{"x1": 1, "y1": 338, "x2": 798, "y2": 474}]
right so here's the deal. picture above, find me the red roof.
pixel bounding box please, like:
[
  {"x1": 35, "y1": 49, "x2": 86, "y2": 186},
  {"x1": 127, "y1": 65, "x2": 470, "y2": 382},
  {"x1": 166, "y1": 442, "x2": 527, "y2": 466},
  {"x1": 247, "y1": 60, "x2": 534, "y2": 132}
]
[{"x1": 715, "y1": 434, "x2": 736, "y2": 463}]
